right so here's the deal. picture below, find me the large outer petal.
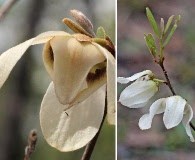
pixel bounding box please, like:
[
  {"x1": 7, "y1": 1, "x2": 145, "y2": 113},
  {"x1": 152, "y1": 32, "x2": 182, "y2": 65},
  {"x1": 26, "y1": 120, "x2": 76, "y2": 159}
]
[
  {"x1": 182, "y1": 104, "x2": 194, "y2": 142},
  {"x1": 117, "y1": 70, "x2": 153, "y2": 84},
  {"x1": 50, "y1": 36, "x2": 106, "y2": 104},
  {"x1": 163, "y1": 96, "x2": 186, "y2": 129},
  {"x1": 92, "y1": 43, "x2": 115, "y2": 125},
  {"x1": 0, "y1": 31, "x2": 70, "y2": 89},
  {"x1": 40, "y1": 83, "x2": 106, "y2": 151},
  {"x1": 139, "y1": 98, "x2": 166, "y2": 129},
  {"x1": 119, "y1": 80, "x2": 158, "y2": 108}
]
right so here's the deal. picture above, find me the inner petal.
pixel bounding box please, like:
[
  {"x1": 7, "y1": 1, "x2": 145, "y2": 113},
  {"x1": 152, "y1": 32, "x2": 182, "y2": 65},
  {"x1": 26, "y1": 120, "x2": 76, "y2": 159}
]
[{"x1": 50, "y1": 36, "x2": 106, "y2": 104}]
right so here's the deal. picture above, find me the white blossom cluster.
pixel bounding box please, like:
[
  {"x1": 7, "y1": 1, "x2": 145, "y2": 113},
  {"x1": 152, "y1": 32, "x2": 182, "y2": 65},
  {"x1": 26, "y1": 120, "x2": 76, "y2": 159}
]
[{"x1": 118, "y1": 70, "x2": 194, "y2": 142}]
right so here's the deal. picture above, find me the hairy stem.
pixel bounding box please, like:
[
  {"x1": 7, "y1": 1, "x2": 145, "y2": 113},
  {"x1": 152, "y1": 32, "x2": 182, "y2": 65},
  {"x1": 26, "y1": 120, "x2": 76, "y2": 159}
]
[{"x1": 81, "y1": 97, "x2": 107, "y2": 160}]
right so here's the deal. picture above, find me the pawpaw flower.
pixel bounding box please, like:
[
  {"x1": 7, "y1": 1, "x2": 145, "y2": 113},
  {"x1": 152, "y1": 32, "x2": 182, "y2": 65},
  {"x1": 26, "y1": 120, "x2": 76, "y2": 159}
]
[{"x1": 0, "y1": 10, "x2": 115, "y2": 151}]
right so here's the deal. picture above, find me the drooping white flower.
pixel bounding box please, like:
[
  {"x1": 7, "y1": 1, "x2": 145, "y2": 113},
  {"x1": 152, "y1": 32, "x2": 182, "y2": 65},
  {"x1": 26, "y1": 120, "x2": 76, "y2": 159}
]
[
  {"x1": 139, "y1": 95, "x2": 194, "y2": 142},
  {"x1": 117, "y1": 70, "x2": 159, "y2": 108},
  {"x1": 0, "y1": 31, "x2": 115, "y2": 151}
]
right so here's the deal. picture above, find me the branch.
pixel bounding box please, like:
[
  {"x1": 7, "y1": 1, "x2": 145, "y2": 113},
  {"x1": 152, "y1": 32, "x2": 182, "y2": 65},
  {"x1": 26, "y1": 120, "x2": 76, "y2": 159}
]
[
  {"x1": 81, "y1": 96, "x2": 107, "y2": 160},
  {"x1": 24, "y1": 129, "x2": 37, "y2": 160},
  {"x1": 0, "y1": 0, "x2": 18, "y2": 20},
  {"x1": 159, "y1": 58, "x2": 176, "y2": 96}
]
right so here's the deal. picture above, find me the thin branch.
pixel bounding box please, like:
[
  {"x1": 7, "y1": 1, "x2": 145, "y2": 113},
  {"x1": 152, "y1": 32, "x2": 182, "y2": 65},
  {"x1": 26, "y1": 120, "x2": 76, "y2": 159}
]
[
  {"x1": 0, "y1": 0, "x2": 18, "y2": 20},
  {"x1": 159, "y1": 58, "x2": 176, "y2": 96},
  {"x1": 81, "y1": 97, "x2": 107, "y2": 160},
  {"x1": 159, "y1": 58, "x2": 195, "y2": 131},
  {"x1": 24, "y1": 129, "x2": 37, "y2": 160}
]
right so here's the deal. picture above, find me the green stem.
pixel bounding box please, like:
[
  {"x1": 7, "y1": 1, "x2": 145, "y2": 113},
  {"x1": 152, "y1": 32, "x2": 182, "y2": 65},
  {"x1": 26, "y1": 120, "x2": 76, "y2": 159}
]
[{"x1": 159, "y1": 36, "x2": 164, "y2": 62}]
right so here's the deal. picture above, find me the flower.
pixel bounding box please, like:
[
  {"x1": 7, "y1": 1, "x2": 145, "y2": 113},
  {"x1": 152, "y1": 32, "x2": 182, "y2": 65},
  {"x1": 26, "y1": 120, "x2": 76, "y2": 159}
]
[
  {"x1": 0, "y1": 12, "x2": 115, "y2": 151},
  {"x1": 117, "y1": 70, "x2": 159, "y2": 108},
  {"x1": 139, "y1": 95, "x2": 194, "y2": 142}
]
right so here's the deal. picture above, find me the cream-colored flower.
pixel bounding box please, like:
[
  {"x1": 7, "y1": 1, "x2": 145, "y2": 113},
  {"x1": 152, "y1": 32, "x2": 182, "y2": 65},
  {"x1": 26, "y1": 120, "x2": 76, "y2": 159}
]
[
  {"x1": 0, "y1": 30, "x2": 115, "y2": 151},
  {"x1": 118, "y1": 70, "x2": 158, "y2": 108},
  {"x1": 139, "y1": 96, "x2": 194, "y2": 142}
]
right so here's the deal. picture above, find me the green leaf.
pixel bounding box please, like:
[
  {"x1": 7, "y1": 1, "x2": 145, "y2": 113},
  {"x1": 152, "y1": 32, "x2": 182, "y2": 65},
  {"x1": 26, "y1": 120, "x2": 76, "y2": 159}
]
[
  {"x1": 163, "y1": 24, "x2": 177, "y2": 47},
  {"x1": 96, "y1": 27, "x2": 106, "y2": 39},
  {"x1": 175, "y1": 15, "x2": 181, "y2": 24},
  {"x1": 144, "y1": 33, "x2": 158, "y2": 57},
  {"x1": 164, "y1": 15, "x2": 174, "y2": 34},
  {"x1": 146, "y1": 7, "x2": 160, "y2": 38}
]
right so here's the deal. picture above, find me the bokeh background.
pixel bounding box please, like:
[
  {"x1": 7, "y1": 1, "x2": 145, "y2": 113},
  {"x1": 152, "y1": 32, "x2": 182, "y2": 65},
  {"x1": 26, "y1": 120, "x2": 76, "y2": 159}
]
[
  {"x1": 118, "y1": 0, "x2": 195, "y2": 160},
  {"x1": 0, "y1": 0, "x2": 115, "y2": 160}
]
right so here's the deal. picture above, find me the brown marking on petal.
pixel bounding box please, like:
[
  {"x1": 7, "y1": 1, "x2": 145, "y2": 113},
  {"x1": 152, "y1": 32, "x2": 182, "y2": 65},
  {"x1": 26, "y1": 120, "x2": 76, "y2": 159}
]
[
  {"x1": 42, "y1": 41, "x2": 54, "y2": 78},
  {"x1": 87, "y1": 67, "x2": 106, "y2": 85},
  {"x1": 73, "y1": 33, "x2": 92, "y2": 42},
  {"x1": 48, "y1": 46, "x2": 54, "y2": 61},
  {"x1": 64, "y1": 111, "x2": 69, "y2": 116}
]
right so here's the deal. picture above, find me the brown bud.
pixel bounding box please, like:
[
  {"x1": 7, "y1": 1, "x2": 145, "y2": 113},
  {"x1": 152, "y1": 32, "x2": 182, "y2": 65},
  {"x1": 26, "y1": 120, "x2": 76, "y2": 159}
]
[{"x1": 70, "y1": 10, "x2": 96, "y2": 37}]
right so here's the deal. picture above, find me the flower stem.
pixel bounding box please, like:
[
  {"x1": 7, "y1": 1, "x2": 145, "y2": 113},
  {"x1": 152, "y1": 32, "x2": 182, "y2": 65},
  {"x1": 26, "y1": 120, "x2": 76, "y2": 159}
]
[
  {"x1": 81, "y1": 97, "x2": 107, "y2": 160},
  {"x1": 159, "y1": 58, "x2": 195, "y2": 131}
]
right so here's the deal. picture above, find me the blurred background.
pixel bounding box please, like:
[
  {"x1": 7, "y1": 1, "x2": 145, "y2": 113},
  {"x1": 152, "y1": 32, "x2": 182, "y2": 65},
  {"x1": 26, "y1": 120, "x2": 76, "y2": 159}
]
[
  {"x1": 118, "y1": 0, "x2": 195, "y2": 160},
  {"x1": 0, "y1": 0, "x2": 115, "y2": 160}
]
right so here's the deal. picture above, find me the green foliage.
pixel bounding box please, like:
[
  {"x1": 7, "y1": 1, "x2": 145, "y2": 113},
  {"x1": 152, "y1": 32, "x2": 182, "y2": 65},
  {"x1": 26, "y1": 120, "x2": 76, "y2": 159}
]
[
  {"x1": 146, "y1": 7, "x2": 160, "y2": 38},
  {"x1": 164, "y1": 15, "x2": 174, "y2": 34},
  {"x1": 96, "y1": 27, "x2": 106, "y2": 39},
  {"x1": 146, "y1": 8, "x2": 180, "y2": 61},
  {"x1": 163, "y1": 24, "x2": 177, "y2": 47},
  {"x1": 144, "y1": 33, "x2": 158, "y2": 57}
]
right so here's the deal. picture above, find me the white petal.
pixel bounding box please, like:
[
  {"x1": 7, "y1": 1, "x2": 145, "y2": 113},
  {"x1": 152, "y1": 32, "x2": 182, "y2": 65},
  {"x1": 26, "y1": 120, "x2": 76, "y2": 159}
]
[
  {"x1": 182, "y1": 104, "x2": 194, "y2": 142},
  {"x1": 92, "y1": 43, "x2": 115, "y2": 125},
  {"x1": 119, "y1": 80, "x2": 158, "y2": 108},
  {"x1": 40, "y1": 83, "x2": 106, "y2": 151},
  {"x1": 50, "y1": 36, "x2": 106, "y2": 104},
  {"x1": 0, "y1": 38, "x2": 34, "y2": 89},
  {"x1": 32, "y1": 31, "x2": 70, "y2": 45},
  {"x1": 139, "y1": 98, "x2": 166, "y2": 129},
  {"x1": 0, "y1": 31, "x2": 70, "y2": 90},
  {"x1": 117, "y1": 70, "x2": 153, "y2": 84},
  {"x1": 163, "y1": 96, "x2": 186, "y2": 129}
]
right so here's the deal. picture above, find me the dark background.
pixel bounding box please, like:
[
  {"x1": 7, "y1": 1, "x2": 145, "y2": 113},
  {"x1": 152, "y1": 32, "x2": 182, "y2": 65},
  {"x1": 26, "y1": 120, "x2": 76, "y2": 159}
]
[
  {"x1": 118, "y1": 0, "x2": 195, "y2": 160},
  {"x1": 0, "y1": 0, "x2": 115, "y2": 159}
]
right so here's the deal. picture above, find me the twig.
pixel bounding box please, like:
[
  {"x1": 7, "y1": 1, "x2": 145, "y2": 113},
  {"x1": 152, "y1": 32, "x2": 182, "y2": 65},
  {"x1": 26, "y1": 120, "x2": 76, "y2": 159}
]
[
  {"x1": 24, "y1": 129, "x2": 37, "y2": 160},
  {"x1": 81, "y1": 96, "x2": 107, "y2": 160},
  {"x1": 0, "y1": 0, "x2": 18, "y2": 20},
  {"x1": 159, "y1": 58, "x2": 176, "y2": 96},
  {"x1": 159, "y1": 59, "x2": 195, "y2": 131}
]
